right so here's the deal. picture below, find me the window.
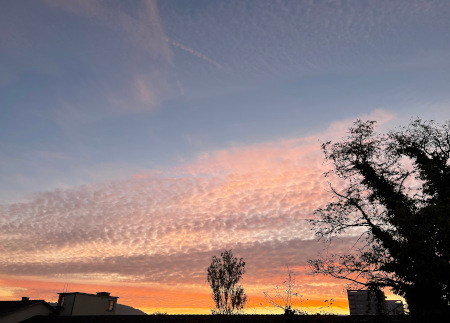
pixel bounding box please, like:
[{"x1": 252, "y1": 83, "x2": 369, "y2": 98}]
[{"x1": 108, "y1": 300, "x2": 115, "y2": 311}]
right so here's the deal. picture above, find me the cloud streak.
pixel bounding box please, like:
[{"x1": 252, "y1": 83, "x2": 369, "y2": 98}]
[{"x1": 167, "y1": 37, "x2": 223, "y2": 70}]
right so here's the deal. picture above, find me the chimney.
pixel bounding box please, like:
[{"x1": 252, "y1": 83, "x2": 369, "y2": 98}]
[
  {"x1": 96, "y1": 292, "x2": 110, "y2": 296},
  {"x1": 22, "y1": 297, "x2": 29, "y2": 302}
]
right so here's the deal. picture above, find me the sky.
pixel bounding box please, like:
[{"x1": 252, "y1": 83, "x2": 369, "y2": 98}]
[{"x1": 1, "y1": 0, "x2": 450, "y2": 315}]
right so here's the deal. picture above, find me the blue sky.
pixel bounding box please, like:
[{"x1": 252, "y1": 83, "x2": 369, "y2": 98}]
[
  {"x1": 1, "y1": 0, "x2": 450, "y2": 313},
  {"x1": 2, "y1": 0, "x2": 450, "y2": 203}
]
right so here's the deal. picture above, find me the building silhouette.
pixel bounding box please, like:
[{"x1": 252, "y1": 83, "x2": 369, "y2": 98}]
[
  {"x1": 56, "y1": 292, "x2": 118, "y2": 316},
  {"x1": 385, "y1": 300, "x2": 405, "y2": 315},
  {"x1": 0, "y1": 297, "x2": 54, "y2": 323},
  {"x1": 347, "y1": 289, "x2": 404, "y2": 315}
]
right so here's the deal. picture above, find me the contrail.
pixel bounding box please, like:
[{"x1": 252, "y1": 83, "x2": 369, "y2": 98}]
[{"x1": 165, "y1": 37, "x2": 223, "y2": 70}]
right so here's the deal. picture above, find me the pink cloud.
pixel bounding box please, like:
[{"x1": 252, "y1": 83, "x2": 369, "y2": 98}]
[{"x1": 0, "y1": 110, "x2": 396, "y2": 312}]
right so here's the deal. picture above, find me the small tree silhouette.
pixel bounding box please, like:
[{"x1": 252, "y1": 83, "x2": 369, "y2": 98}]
[{"x1": 207, "y1": 250, "x2": 247, "y2": 314}]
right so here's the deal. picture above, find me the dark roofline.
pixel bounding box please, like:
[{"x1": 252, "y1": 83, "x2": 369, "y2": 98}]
[
  {"x1": 57, "y1": 292, "x2": 118, "y2": 299},
  {"x1": 0, "y1": 300, "x2": 55, "y2": 318}
]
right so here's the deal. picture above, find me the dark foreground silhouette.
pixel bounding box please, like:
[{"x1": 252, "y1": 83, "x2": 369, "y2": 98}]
[{"x1": 23, "y1": 314, "x2": 411, "y2": 323}]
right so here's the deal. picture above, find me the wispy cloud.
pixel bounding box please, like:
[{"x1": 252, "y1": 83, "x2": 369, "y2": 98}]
[{"x1": 41, "y1": 0, "x2": 174, "y2": 114}]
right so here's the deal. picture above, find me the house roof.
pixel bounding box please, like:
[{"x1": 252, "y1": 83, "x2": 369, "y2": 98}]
[
  {"x1": 0, "y1": 300, "x2": 55, "y2": 317},
  {"x1": 57, "y1": 292, "x2": 118, "y2": 299}
]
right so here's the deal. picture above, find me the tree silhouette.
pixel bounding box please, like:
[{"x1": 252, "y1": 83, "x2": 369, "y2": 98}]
[
  {"x1": 309, "y1": 119, "x2": 450, "y2": 319},
  {"x1": 263, "y1": 267, "x2": 307, "y2": 315},
  {"x1": 207, "y1": 250, "x2": 247, "y2": 314}
]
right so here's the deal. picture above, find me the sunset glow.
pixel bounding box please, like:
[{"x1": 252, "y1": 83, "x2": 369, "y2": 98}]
[{"x1": 1, "y1": 0, "x2": 450, "y2": 315}]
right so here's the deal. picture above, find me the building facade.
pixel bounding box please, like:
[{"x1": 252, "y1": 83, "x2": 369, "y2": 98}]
[{"x1": 57, "y1": 292, "x2": 118, "y2": 315}]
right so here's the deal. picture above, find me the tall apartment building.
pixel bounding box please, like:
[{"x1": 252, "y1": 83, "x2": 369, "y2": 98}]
[{"x1": 347, "y1": 289, "x2": 404, "y2": 315}]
